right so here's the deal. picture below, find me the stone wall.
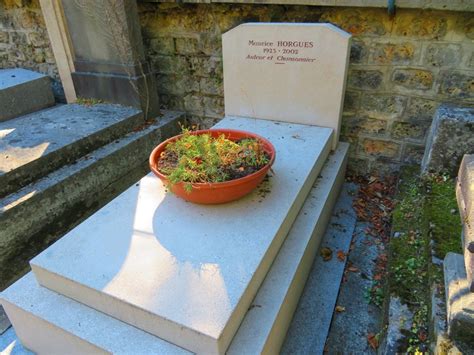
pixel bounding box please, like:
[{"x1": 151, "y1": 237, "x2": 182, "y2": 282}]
[
  {"x1": 2, "y1": 1, "x2": 473, "y2": 173},
  {"x1": 0, "y1": 0, "x2": 62, "y2": 100},
  {"x1": 137, "y1": 3, "x2": 474, "y2": 173}
]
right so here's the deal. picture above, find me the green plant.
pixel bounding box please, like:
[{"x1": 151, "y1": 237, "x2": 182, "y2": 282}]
[{"x1": 157, "y1": 129, "x2": 270, "y2": 192}]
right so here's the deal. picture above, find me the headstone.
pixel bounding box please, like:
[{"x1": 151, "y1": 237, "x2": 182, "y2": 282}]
[
  {"x1": 223, "y1": 23, "x2": 351, "y2": 149},
  {"x1": 61, "y1": 0, "x2": 159, "y2": 118}
]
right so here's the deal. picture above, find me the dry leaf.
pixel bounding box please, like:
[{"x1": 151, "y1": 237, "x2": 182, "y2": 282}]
[
  {"x1": 320, "y1": 247, "x2": 332, "y2": 261},
  {"x1": 336, "y1": 250, "x2": 346, "y2": 262},
  {"x1": 335, "y1": 305, "x2": 346, "y2": 313},
  {"x1": 367, "y1": 333, "x2": 379, "y2": 350},
  {"x1": 347, "y1": 266, "x2": 359, "y2": 272}
]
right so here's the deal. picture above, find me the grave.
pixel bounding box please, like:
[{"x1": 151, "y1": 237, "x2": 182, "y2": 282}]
[{"x1": 1, "y1": 23, "x2": 351, "y2": 354}]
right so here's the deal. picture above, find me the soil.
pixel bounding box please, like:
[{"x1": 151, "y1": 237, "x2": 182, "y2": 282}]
[{"x1": 157, "y1": 141, "x2": 271, "y2": 182}]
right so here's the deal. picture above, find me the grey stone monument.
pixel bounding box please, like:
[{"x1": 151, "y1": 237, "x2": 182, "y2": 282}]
[{"x1": 62, "y1": 0, "x2": 159, "y2": 118}]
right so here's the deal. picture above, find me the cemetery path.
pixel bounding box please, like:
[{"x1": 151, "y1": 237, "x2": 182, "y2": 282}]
[{"x1": 325, "y1": 175, "x2": 396, "y2": 353}]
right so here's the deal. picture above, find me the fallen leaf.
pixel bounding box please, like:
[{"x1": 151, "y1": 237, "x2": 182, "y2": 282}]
[
  {"x1": 373, "y1": 274, "x2": 382, "y2": 281},
  {"x1": 367, "y1": 333, "x2": 379, "y2": 350},
  {"x1": 336, "y1": 250, "x2": 346, "y2": 262},
  {"x1": 335, "y1": 305, "x2": 346, "y2": 313},
  {"x1": 347, "y1": 266, "x2": 359, "y2": 272},
  {"x1": 320, "y1": 247, "x2": 333, "y2": 261}
]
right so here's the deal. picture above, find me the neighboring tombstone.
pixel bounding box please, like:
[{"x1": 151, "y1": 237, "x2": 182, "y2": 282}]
[
  {"x1": 457, "y1": 154, "x2": 474, "y2": 291},
  {"x1": 223, "y1": 23, "x2": 351, "y2": 149},
  {"x1": 443, "y1": 155, "x2": 474, "y2": 348},
  {"x1": 422, "y1": 106, "x2": 474, "y2": 176},
  {"x1": 61, "y1": 0, "x2": 159, "y2": 118}
]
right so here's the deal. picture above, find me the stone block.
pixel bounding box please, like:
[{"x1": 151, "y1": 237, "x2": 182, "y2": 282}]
[
  {"x1": 320, "y1": 8, "x2": 387, "y2": 36},
  {"x1": 175, "y1": 36, "x2": 199, "y2": 54},
  {"x1": 444, "y1": 252, "x2": 474, "y2": 346},
  {"x1": 222, "y1": 23, "x2": 351, "y2": 149},
  {"x1": 405, "y1": 97, "x2": 439, "y2": 122},
  {"x1": 0, "y1": 68, "x2": 54, "y2": 122},
  {"x1": 360, "y1": 94, "x2": 407, "y2": 120},
  {"x1": 393, "y1": 13, "x2": 447, "y2": 39},
  {"x1": 360, "y1": 138, "x2": 400, "y2": 158},
  {"x1": 403, "y1": 143, "x2": 425, "y2": 164},
  {"x1": 342, "y1": 116, "x2": 387, "y2": 136},
  {"x1": 199, "y1": 77, "x2": 224, "y2": 96},
  {"x1": 30, "y1": 117, "x2": 334, "y2": 355},
  {"x1": 0, "y1": 31, "x2": 9, "y2": 43},
  {"x1": 149, "y1": 36, "x2": 175, "y2": 55},
  {"x1": 157, "y1": 74, "x2": 199, "y2": 96},
  {"x1": 370, "y1": 42, "x2": 417, "y2": 65},
  {"x1": 438, "y1": 71, "x2": 474, "y2": 100},
  {"x1": 425, "y1": 43, "x2": 462, "y2": 67},
  {"x1": 391, "y1": 121, "x2": 429, "y2": 141},
  {"x1": 342, "y1": 90, "x2": 359, "y2": 114},
  {"x1": 349, "y1": 39, "x2": 368, "y2": 64},
  {"x1": 392, "y1": 68, "x2": 433, "y2": 90},
  {"x1": 202, "y1": 95, "x2": 224, "y2": 117},
  {"x1": 421, "y1": 105, "x2": 474, "y2": 175},
  {"x1": 348, "y1": 69, "x2": 384, "y2": 90}
]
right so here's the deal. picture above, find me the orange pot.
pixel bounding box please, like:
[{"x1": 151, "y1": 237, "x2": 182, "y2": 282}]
[{"x1": 149, "y1": 129, "x2": 276, "y2": 204}]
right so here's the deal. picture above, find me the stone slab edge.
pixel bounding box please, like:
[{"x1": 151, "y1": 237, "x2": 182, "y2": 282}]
[
  {"x1": 443, "y1": 252, "x2": 474, "y2": 347},
  {"x1": 0, "y1": 104, "x2": 144, "y2": 198},
  {"x1": 0, "y1": 142, "x2": 347, "y2": 355},
  {"x1": 228, "y1": 142, "x2": 348, "y2": 354},
  {"x1": 0, "y1": 70, "x2": 54, "y2": 122}
]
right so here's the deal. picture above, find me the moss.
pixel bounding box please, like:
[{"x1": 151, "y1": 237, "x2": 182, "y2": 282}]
[
  {"x1": 423, "y1": 175, "x2": 462, "y2": 258},
  {"x1": 388, "y1": 166, "x2": 463, "y2": 352}
]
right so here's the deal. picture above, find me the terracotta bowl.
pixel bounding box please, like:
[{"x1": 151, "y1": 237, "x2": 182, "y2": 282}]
[{"x1": 149, "y1": 129, "x2": 276, "y2": 204}]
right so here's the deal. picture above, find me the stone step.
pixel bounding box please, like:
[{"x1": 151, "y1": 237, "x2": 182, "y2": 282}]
[
  {"x1": 0, "y1": 103, "x2": 145, "y2": 198},
  {"x1": 0, "y1": 69, "x2": 55, "y2": 122},
  {"x1": 0, "y1": 111, "x2": 184, "y2": 290},
  {"x1": 282, "y1": 182, "x2": 357, "y2": 354},
  {"x1": 0, "y1": 142, "x2": 348, "y2": 355},
  {"x1": 29, "y1": 117, "x2": 334, "y2": 354}
]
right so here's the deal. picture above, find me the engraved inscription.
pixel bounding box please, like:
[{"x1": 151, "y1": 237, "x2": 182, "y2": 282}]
[{"x1": 246, "y1": 39, "x2": 316, "y2": 64}]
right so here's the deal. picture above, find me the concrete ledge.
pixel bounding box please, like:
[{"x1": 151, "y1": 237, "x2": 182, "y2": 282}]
[
  {"x1": 0, "y1": 69, "x2": 54, "y2": 122},
  {"x1": 443, "y1": 252, "x2": 474, "y2": 347},
  {"x1": 0, "y1": 111, "x2": 184, "y2": 290},
  {"x1": 139, "y1": 0, "x2": 474, "y2": 11}
]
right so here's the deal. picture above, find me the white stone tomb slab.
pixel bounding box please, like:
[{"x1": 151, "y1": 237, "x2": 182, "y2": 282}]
[
  {"x1": 223, "y1": 23, "x2": 351, "y2": 149},
  {"x1": 1, "y1": 143, "x2": 348, "y2": 355},
  {"x1": 30, "y1": 117, "x2": 333, "y2": 354}
]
